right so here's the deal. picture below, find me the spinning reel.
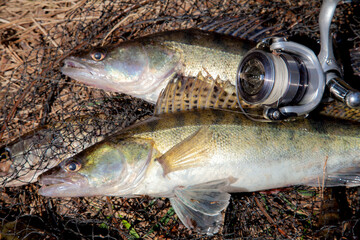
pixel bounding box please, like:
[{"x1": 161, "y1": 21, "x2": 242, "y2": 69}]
[{"x1": 236, "y1": 0, "x2": 360, "y2": 121}]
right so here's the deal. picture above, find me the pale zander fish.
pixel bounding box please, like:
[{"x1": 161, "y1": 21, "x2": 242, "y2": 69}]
[
  {"x1": 38, "y1": 75, "x2": 360, "y2": 235},
  {"x1": 61, "y1": 29, "x2": 255, "y2": 103},
  {"x1": 61, "y1": 29, "x2": 360, "y2": 122}
]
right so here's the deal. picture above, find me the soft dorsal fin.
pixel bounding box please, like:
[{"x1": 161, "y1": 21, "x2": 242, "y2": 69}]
[
  {"x1": 318, "y1": 101, "x2": 360, "y2": 122},
  {"x1": 154, "y1": 72, "x2": 240, "y2": 115}
]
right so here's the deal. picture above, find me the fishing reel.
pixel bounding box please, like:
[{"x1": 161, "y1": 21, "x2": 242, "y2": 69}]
[{"x1": 236, "y1": 0, "x2": 360, "y2": 121}]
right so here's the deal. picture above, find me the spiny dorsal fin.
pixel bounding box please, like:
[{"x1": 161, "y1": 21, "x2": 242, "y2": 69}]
[
  {"x1": 154, "y1": 72, "x2": 240, "y2": 115},
  {"x1": 198, "y1": 16, "x2": 286, "y2": 42}
]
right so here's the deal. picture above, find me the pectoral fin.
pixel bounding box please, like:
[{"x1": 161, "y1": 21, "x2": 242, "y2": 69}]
[
  {"x1": 157, "y1": 127, "x2": 213, "y2": 176},
  {"x1": 170, "y1": 178, "x2": 231, "y2": 235}
]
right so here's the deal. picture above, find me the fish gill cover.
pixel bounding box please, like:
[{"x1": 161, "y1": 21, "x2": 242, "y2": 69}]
[{"x1": 0, "y1": 0, "x2": 359, "y2": 239}]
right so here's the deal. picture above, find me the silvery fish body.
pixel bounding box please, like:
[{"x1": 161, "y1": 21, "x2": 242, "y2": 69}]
[
  {"x1": 61, "y1": 29, "x2": 254, "y2": 103},
  {"x1": 39, "y1": 109, "x2": 360, "y2": 234}
]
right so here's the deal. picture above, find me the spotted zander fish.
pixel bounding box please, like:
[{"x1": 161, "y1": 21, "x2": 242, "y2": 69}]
[
  {"x1": 61, "y1": 29, "x2": 254, "y2": 103},
  {"x1": 39, "y1": 74, "x2": 360, "y2": 235}
]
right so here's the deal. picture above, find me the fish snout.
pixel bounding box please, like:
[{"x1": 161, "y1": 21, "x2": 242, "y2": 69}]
[
  {"x1": 38, "y1": 165, "x2": 89, "y2": 197},
  {"x1": 38, "y1": 165, "x2": 62, "y2": 185},
  {"x1": 62, "y1": 57, "x2": 86, "y2": 71}
]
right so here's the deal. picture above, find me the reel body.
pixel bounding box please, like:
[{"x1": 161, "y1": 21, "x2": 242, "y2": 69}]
[
  {"x1": 236, "y1": 0, "x2": 360, "y2": 121},
  {"x1": 237, "y1": 38, "x2": 325, "y2": 120}
]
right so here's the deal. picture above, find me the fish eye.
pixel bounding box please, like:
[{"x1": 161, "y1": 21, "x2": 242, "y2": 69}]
[
  {"x1": 64, "y1": 160, "x2": 81, "y2": 172},
  {"x1": 90, "y1": 50, "x2": 106, "y2": 61},
  {"x1": 0, "y1": 148, "x2": 11, "y2": 161}
]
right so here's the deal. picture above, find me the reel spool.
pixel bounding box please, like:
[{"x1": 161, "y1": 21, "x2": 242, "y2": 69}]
[{"x1": 236, "y1": 0, "x2": 360, "y2": 121}]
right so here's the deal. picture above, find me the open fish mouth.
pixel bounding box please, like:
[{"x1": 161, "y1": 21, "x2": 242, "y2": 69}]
[
  {"x1": 62, "y1": 58, "x2": 87, "y2": 71},
  {"x1": 61, "y1": 57, "x2": 104, "y2": 83},
  {"x1": 38, "y1": 175, "x2": 89, "y2": 197},
  {"x1": 39, "y1": 177, "x2": 74, "y2": 194},
  {"x1": 39, "y1": 176, "x2": 74, "y2": 186}
]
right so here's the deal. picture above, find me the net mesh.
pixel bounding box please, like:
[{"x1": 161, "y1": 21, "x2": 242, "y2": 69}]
[{"x1": 0, "y1": 0, "x2": 360, "y2": 239}]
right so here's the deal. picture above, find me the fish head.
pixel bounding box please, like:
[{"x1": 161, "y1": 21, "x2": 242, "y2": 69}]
[
  {"x1": 61, "y1": 41, "x2": 181, "y2": 101},
  {"x1": 38, "y1": 137, "x2": 154, "y2": 197},
  {"x1": 0, "y1": 147, "x2": 14, "y2": 178}
]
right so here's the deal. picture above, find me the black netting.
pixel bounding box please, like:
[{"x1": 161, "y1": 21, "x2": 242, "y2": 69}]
[{"x1": 0, "y1": 1, "x2": 360, "y2": 239}]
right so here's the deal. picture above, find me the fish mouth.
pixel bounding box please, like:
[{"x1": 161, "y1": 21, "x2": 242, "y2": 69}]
[
  {"x1": 61, "y1": 57, "x2": 107, "y2": 88},
  {"x1": 38, "y1": 175, "x2": 88, "y2": 197},
  {"x1": 62, "y1": 57, "x2": 87, "y2": 72},
  {"x1": 39, "y1": 176, "x2": 74, "y2": 186}
]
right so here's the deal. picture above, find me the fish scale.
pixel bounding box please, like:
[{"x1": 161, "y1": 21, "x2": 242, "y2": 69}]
[
  {"x1": 61, "y1": 29, "x2": 254, "y2": 103},
  {"x1": 61, "y1": 29, "x2": 360, "y2": 122},
  {"x1": 39, "y1": 108, "x2": 360, "y2": 234},
  {"x1": 39, "y1": 73, "x2": 360, "y2": 235}
]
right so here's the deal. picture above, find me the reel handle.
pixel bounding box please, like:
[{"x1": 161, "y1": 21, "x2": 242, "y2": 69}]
[
  {"x1": 318, "y1": 0, "x2": 360, "y2": 109},
  {"x1": 318, "y1": 0, "x2": 342, "y2": 75},
  {"x1": 328, "y1": 75, "x2": 360, "y2": 108}
]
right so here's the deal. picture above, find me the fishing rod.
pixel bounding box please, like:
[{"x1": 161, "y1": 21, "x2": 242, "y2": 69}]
[{"x1": 236, "y1": 0, "x2": 360, "y2": 121}]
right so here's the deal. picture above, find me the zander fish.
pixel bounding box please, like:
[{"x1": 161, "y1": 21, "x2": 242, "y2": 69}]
[
  {"x1": 61, "y1": 29, "x2": 254, "y2": 103},
  {"x1": 61, "y1": 29, "x2": 360, "y2": 123},
  {"x1": 1, "y1": 73, "x2": 237, "y2": 188},
  {"x1": 39, "y1": 75, "x2": 360, "y2": 235},
  {"x1": 0, "y1": 115, "x2": 111, "y2": 187}
]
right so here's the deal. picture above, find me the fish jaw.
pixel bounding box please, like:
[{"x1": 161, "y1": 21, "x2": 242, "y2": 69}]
[
  {"x1": 38, "y1": 166, "x2": 90, "y2": 197},
  {"x1": 39, "y1": 176, "x2": 89, "y2": 197},
  {"x1": 61, "y1": 57, "x2": 113, "y2": 91}
]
